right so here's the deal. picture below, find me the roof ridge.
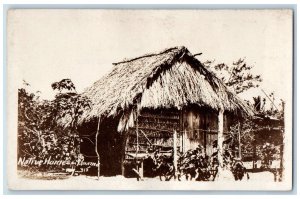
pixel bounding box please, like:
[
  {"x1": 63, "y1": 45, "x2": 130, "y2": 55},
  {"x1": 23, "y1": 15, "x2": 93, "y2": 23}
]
[{"x1": 112, "y1": 46, "x2": 186, "y2": 65}]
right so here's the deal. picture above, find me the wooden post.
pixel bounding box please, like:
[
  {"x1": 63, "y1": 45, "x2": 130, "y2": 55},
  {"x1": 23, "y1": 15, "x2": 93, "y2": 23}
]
[
  {"x1": 121, "y1": 133, "x2": 128, "y2": 176},
  {"x1": 180, "y1": 131, "x2": 183, "y2": 153},
  {"x1": 136, "y1": 110, "x2": 139, "y2": 156},
  {"x1": 204, "y1": 129, "x2": 208, "y2": 155},
  {"x1": 95, "y1": 117, "x2": 101, "y2": 180},
  {"x1": 173, "y1": 130, "x2": 178, "y2": 174},
  {"x1": 135, "y1": 109, "x2": 139, "y2": 174},
  {"x1": 183, "y1": 130, "x2": 186, "y2": 153},
  {"x1": 279, "y1": 130, "x2": 284, "y2": 181},
  {"x1": 253, "y1": 143, "x2": 257, "y2": 169},
  {"x1": 279, "y1": 143, "x2": 283, "y2": 181},
  {"x1": 183, "y1": 129, "x2": 189, "y2": 153},
  {"x1": 140, "y1": 160, "x2": 144, "y2": 179},
  {"x1": 279, "y1": 101, "x2": 285, "y2": 181},
  {"x1": 217, "y1": 108, "x2": 224, "y2": 168},
  {"x1": 238, "y1": 122, "x2": 241, "y2": 159}
]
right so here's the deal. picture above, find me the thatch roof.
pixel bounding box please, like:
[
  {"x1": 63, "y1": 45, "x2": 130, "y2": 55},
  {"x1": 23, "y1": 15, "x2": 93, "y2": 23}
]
[{"x1": 80, "y1": 46, "x2": 253, "y2": 125}]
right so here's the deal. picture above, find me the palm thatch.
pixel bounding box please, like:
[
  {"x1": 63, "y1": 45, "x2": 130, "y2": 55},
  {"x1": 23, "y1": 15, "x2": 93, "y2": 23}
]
[{"x1": 80, "y1": 46, "x2": 253, "y2": 126}]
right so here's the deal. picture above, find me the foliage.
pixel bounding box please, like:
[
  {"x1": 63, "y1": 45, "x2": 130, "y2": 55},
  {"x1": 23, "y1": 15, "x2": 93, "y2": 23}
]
[
  {"x1": 246, "y1": 93, "x2": 284, "y2": 162},
  {"x1": 239, "y1": 117, "x2": 282, "y2": 164},
  {"x1": 51, "y1": 79, "x2": 76, "y2": 92},
  {"x1": 176, "y1": 139, "x2": 248, "y2": 181},
  {"x1": 260, "y1": 143, "x2": 278, "y2": 169},
  {"x1": 145, "y1": 131, "x2": 248, "y2": 181},
  {"x1": 203, "y1": 58, "x2": 262, "y2": 94},
  {"x1": 177, "y1": 146, "x2": 212, "y2": 181},
  {"x1": 51, "y1": 79, "x2": 91, "y2": 131},
  {"x1": 240, "y1": 119, "x2": 256, "y2": 159},
  {"x1": 18, "y1": 79, "x2": 91, "y2": 171},
  {"x1": 18, "y1": 86, "x2": 57, "y2": 162},
  {"x1": 203, "y1": 57, "x2": 284, "y2": 162}
]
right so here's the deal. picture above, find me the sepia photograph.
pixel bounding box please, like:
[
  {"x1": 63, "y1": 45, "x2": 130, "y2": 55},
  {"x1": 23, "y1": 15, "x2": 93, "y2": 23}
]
[{"x1": 6, "y1": 9, "x2": 293, "y2": 190}]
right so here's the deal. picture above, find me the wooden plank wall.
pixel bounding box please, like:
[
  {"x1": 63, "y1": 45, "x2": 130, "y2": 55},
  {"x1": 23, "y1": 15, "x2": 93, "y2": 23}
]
[
  {"x1": 182, "y1": 107, "x2": 229, "y2": 155},
  {"x1": 124, "y1": 107, "x2": 233, "y2": 156}
]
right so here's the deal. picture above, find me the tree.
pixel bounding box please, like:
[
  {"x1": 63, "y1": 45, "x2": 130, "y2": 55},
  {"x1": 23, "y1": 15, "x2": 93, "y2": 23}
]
[
  {"x1": 51, "y1": 79, "x2": 91, "y2": 163},
  {"x1": 18, "y1": 83, "x2": 59, "y2": 169},
  {"x1": 18, "y1": 79, "x2": 91, "y2": 171},
  {"x1": 51, "y1": 79, "x2": 91, "y2": 132},
  {"x1": 203, "y1": 58, "x2": 262, "y2": 94}
]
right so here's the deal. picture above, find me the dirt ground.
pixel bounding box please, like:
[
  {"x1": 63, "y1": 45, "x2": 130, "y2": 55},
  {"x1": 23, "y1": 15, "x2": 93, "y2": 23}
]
[
  {"x1": 11, "y1": 170, "x2": 288, "y2": 191},
  {"x1": 19, "y1": 170, "x2": 276, "y2": 182}
]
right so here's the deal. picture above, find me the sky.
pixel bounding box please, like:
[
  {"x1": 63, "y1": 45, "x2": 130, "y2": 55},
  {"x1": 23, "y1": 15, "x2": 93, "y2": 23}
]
[{"x1": 7, "y1": 9, "x2": 293, "y2": 106}]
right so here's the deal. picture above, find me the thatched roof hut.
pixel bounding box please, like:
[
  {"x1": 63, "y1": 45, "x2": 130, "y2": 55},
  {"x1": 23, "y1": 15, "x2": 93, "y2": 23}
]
[
  {"x1": 78, "y1": 46, "x2": 255, "y2": 176},
  {"x1": 81, "y1": 46, "x2": 252, "y2": 126}
]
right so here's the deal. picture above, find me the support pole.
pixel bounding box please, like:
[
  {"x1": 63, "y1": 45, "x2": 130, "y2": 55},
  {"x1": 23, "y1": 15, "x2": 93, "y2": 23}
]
[
  {"x1": 180, "y1": 131, "x2": 183, "y2": 153},
  {"x1": 136, "y1": 111, "x2": 139, "y2": 157},
  {"x1": 279, "y1": 101, "x2": 285, "y2": 181},
  {"x1": 135, "y1": 109, "x2": 139, "y2": 175},
  {"x1": 173, "y1": 130, "x2": 178, "y2": 174},
  {"x1": 279, "y1": 139, "x2": 283, "y2": 181},
  {"x1": 253, "y1": 143, "x2": 257, "y2": 169},
  {"x1": 141, "y1": 160, "x2": 144, "y2": 179},
  {"x1": 95, "y1": 117, "x2": 101, "y2": 180},
  {"x1": 217, "y1": 108, "x2": 224, "y2": 168},
  {"x1": 183, "y1": 129, "x2": 188, "y2": 153},
  {"x1": 238, "y1": 122, "x2": 241, "y2": 159}
]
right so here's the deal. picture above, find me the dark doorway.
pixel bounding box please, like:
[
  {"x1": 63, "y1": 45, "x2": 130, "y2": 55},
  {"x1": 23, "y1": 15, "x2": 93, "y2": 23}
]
[{"x1": 79, "y1": 116, "x2": 124, "y2": 176}]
